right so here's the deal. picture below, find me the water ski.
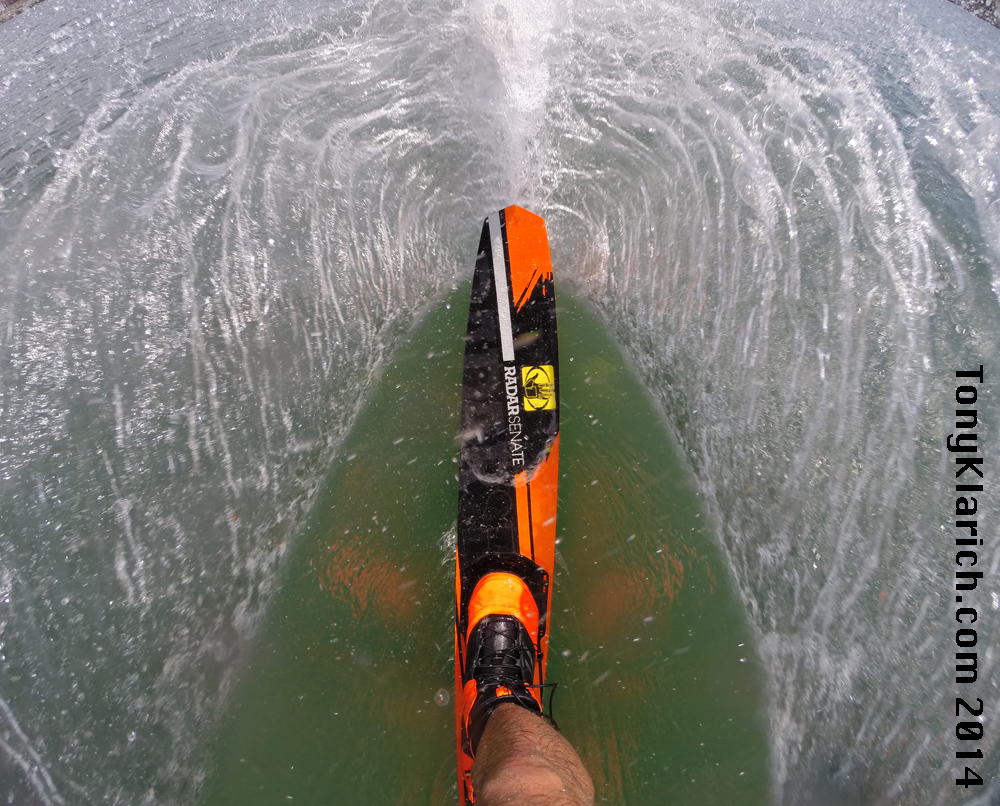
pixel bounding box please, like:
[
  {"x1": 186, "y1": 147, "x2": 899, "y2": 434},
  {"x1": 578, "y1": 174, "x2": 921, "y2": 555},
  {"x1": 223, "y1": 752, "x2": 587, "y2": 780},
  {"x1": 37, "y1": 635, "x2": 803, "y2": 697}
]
[{"x1": 454, "y1": 206, "x2": 560, "y2": 804}]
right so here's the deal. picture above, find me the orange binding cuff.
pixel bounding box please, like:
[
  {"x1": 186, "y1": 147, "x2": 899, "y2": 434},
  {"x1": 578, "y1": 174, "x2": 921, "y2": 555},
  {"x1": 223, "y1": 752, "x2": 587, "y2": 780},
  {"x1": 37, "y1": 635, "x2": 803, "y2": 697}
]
[{"x1": 466, "y1": 572, "x2": 540, "y2": 646}]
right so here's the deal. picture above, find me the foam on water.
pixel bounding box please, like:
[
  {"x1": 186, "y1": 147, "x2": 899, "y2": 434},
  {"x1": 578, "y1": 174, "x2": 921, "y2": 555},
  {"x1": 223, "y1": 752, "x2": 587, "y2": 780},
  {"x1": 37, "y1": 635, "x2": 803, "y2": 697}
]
[{"x1": 1, "y1": 0, "x2": 999, "y2": 802}]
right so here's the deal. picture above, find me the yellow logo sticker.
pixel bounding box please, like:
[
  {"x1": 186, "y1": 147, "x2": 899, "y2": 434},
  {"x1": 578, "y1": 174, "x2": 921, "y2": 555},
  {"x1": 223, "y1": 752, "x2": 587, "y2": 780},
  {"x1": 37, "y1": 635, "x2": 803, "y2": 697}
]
[{"x1": 522, "y1": 365, "x2": 556, "y2": 411}]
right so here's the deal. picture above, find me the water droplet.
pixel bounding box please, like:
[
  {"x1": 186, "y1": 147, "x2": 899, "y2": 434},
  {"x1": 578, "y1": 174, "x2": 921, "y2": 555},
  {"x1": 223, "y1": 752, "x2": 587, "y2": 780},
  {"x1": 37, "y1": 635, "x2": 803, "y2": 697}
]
[{"x1": 434, "y1": 688, "x2": 450, "y2": 707}]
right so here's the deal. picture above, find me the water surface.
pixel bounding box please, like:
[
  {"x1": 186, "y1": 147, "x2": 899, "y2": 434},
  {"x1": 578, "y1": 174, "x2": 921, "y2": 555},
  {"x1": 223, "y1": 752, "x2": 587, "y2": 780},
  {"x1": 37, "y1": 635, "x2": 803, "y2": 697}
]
[{"x1": 1, "y1": 0, "x2": 999, "y2": 803}]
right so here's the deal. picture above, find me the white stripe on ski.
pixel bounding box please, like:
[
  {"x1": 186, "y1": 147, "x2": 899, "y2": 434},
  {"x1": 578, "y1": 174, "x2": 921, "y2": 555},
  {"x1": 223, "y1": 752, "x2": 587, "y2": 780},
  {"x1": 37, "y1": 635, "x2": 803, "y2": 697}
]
[{"x1": 489, "y1": 211, "x2": 514, "y2": 363}]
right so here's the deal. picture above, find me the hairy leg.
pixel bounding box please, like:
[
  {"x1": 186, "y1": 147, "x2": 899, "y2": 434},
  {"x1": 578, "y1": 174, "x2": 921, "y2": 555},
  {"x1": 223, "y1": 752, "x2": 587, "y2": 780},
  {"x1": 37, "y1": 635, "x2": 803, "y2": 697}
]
[{"x1": 472, "y1": 703, "x2": 595, "y2": 806}]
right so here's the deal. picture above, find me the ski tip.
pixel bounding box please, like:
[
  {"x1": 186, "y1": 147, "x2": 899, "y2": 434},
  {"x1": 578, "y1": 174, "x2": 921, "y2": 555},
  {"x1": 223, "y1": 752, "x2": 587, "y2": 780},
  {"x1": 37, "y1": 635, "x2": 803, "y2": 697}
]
[{"x1": 492, "y1": 206, "x2": 553, "y2": 312}]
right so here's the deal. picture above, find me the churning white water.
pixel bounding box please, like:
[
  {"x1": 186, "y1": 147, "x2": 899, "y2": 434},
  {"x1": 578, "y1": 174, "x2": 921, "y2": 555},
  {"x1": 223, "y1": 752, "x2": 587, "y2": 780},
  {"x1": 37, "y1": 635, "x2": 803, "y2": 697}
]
[{"x1": 1, "y1": 0, "x2": 999, "y2": 803}]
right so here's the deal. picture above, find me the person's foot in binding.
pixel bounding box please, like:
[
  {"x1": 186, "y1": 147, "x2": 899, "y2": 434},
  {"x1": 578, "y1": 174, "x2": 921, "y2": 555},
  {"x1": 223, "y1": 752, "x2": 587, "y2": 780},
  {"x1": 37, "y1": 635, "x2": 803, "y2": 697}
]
[
  {"x1": 461, "y1": 571, "x2": 543, "y2": 754},
  {"x1": 461, "y1": 571, "x2": 595, "y2": 806}
]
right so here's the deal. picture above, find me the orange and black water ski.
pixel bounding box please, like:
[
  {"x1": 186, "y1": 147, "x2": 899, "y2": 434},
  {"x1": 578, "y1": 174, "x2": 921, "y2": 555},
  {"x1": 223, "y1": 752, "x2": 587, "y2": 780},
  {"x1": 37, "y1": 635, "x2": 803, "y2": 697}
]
[{"x1": 454, "y1": 206, "x2": 560, "y2": 804}]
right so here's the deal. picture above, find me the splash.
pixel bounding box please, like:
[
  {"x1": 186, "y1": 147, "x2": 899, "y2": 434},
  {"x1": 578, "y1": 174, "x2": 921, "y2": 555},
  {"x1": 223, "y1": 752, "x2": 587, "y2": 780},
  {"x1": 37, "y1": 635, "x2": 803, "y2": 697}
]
[{"x1": 1, "y1": 0, "x2": 999, "y2": 802}]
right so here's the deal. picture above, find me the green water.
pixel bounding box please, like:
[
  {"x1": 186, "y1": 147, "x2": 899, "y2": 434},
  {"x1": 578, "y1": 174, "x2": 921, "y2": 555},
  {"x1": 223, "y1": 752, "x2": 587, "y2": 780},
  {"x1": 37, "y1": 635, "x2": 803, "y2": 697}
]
[{"x1": 201, "y1": 289, "x2": 770, "y2": 806}]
